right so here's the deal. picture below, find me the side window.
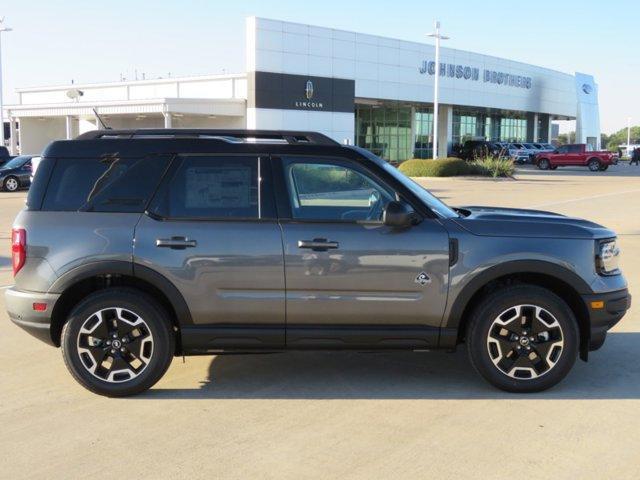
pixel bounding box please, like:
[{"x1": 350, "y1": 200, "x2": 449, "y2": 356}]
[
  {"x1": 150, "y1": 156, "x2": 262, "y2": 219},
  {"x1": 283, "y1": 158, "x2": 396, "y2": 222},
  {"x1": 42, "y1": 155, "x2": 171, "y2": 212},
  {"x1": 568, "y1": 145, "x2": 581, "y2": 153},
  {"x1": 556, "y1": 146, "x2": 569, "y2": 154}
]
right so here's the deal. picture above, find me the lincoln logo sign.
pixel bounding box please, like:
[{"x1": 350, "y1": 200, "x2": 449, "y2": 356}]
[
  {"x1": 295, "y1": 79, "x2": 324, "y2": 109},
  {"x1": 582, "y1": 83, "x2": 593, "y2": 94},
  {"x1": 419, "y1": 60, "x2": 532, "y2": 90},
  {"x1": 305, "y1": 80, "x2": 314, "y2": 99}
]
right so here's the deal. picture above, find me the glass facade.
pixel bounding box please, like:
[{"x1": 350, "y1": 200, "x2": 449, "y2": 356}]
[
  {"x1": 452, "y1": 108, "x2": 528, "y2": 144},
  {"x1": 355, "y1": 102, "x2": 541, "y2": 163},
  {"x1": 413, "y1": 107, "x2": 433, "y2": 159},
  {"x1": 355, "y1": 104, "x2": 412, "y2": 162}
]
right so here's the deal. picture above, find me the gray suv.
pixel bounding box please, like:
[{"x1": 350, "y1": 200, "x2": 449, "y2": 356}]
[{"x1": 6, "y1": 130, "x2": 631, "y2": 396}]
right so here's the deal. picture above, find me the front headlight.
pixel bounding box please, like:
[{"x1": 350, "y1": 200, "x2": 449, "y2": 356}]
[{"x1": 596, "y1": 239, "x2": 621, "y2": 275}]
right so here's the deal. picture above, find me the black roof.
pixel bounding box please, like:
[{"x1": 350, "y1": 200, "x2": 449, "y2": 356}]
[{"x1": 44, "y1": 129, "x2": 346, "y2": 158}]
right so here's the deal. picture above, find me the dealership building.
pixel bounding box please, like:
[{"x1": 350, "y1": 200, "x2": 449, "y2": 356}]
[{"x1": 3, "y1": 17, "x2": 601, "y2": 161}]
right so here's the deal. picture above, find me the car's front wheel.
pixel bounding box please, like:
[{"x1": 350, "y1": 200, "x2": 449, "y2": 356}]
[
  {"x1": 467, "y1": 285, "x2": 578, "y2": 393},
  {"x1": 588, "y1": 158, "x2": 602, "y2": 172},
  {"x1": 3, "y1": 176, "x2": 19, "y2": 192},
  {"x1": 61, "y1": 288, "x2": 175, "y2": 397}
]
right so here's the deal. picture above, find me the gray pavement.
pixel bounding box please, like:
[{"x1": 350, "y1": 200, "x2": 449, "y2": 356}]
[{"x1": 1, "y1": 164, "x2": 639, "y2": 479}]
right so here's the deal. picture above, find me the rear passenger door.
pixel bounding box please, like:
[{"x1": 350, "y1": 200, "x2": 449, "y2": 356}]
[{"x1": 134, "y1": 155, "x2": 286, "y2": 350}]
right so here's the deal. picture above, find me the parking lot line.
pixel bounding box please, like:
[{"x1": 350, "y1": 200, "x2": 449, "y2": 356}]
[{"x1": 533, "y1": 188, "x2": 640, "y2": 208}]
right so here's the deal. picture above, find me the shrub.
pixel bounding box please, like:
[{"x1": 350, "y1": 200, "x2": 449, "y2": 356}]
[
  {"x1": 470, "y1": 157, "x2": 515, "y2": 178},
  {"x1": 398, "y1": 157, "x2": 515, "y2": 178},
  {"x1": 398, "y1": 158, "x2": 475, "y2": 177}
]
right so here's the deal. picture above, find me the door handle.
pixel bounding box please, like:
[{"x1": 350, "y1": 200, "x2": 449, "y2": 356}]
[
  {"x1": 156, "y1": 237, "x2": 197, "y2": 249},
  {"x1": 297, "y1": 238, "x2": 339, "y2": 251}
]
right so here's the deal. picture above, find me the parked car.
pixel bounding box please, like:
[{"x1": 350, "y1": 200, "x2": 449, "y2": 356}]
[
  {"x1": 6, "y1": 129, "x2": 630, "y2": 396},
  {"x1": 533, "y1": 143, "x2": 556, "y2": 152},
  {"x1": 534, "y1": 144, "x2": 617, "y2": 171},
  {"x1": 0, "y1": 146, "x2": 13, "y2": 167},
  {"x1": 29, "y1": 156, "x2": 42, "y2": 184},
  {"x1": 458, "y1": 140, "x2": 501, "y2": 160},
  {"x1": 0, "y1": 155, "x2": 33, "y2": 192}
]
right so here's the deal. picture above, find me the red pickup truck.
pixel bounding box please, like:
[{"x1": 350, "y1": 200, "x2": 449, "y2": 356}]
[{"x1": 534, "y1": 144, "x2": 617, "y2": 172}]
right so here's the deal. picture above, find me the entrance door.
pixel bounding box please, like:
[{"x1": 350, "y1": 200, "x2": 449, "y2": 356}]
[
  {"x1": 134, "y1": 154, "x2": 285, "y2": 351},
  {"x1": 275, "y1": 156, "x2": 450, "y2": 349}
]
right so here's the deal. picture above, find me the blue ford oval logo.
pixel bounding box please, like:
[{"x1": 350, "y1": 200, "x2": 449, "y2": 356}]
[{"x1": 582, "y1": 83, "x2": 593, "y2": 94}]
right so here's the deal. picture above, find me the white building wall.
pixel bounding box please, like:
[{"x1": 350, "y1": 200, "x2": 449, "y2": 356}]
[
  {"x1": 574, "y1": 73, "x2": 601, "y2": 149},
  {"x1": 248, "y1": 17, "x2": 579, "y2": 119},
  {"x1": 19, "y1": 117, "x2": 66, "y2": 155}
]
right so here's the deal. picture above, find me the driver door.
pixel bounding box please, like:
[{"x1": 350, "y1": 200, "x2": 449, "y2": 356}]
[{"x1": 275, "y1": 156, "x2": 450, "y2": 348}]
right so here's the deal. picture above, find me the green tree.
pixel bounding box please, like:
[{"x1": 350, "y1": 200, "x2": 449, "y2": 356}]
[
  {"x1": 556, "y1": 131, "x2": 575, "y2": 145},
  {"x1": 603, "y1": 126, "x2": 640, "y2": 152}
]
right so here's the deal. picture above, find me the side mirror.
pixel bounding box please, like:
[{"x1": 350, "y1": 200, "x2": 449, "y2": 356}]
[{"x1": 383, "y1": 201, "x2": 417, "y2": 228}]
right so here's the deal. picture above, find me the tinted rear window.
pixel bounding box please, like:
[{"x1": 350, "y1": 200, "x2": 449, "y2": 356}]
[{"x1": 42, "y1": 155, "x2": 171, "y2": 212}]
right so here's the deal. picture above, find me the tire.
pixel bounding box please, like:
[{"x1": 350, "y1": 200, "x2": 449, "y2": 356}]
[
  {"x1": 466, "y1": 285, "x2": 579, "y2": 393},
  {"x1": 588, "y1": 158, "x2": 601, "y2": 172},
  {"x1": 537, "y1": 159, "x2": 550, "y2": 170},
  {"x1": 61, "y1": 288, "x2": 175, "y2": 397},
  {"x1": 550, "y1": 165, "x2": 558, "y2": 170},
  {"x1": 599, "y1": 165, "x2": 609, "y2": 171},
  {"x1": 3, "y1": 176, "x2": 19, "y2": 192}
]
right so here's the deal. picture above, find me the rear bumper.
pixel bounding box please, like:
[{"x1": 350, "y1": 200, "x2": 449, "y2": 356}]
[
  {"x1": 582, "y1": 288, "x2": 631, "y2": 351},
  {"x1": 5, "y1": 288, "x2": 60, "y2": 346}
]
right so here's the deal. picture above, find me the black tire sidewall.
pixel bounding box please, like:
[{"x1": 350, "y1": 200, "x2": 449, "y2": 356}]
[
  {"x1": 61, "y1": 288, "x2": 174, "y2": 397},
  {"x1": 538, "y1": 159, "x2": 549, "y2": 170},
  {"x1": 467, "y1": 285, "x2": 579, "y2": 393}
]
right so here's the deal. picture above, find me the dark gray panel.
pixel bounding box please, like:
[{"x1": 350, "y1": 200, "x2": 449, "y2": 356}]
[{"x1": 248, "y1": 71, "x2": 355, "y2": 113}]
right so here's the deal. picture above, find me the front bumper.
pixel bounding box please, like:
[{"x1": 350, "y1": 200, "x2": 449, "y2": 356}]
[
  {"x1": 5, "y1": 287, "x2": 60, "y2": 346},
  {"x1": 582, "y1": 288, "x2": 631, "y2": 351}
]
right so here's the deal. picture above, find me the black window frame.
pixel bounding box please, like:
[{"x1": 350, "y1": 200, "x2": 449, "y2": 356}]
[
  {"x1": 146, "y1": 153, "x2": 276, "y2": 222},
  {"x1": 272, "y1": 155, "x2": 417, "y2": 224}
]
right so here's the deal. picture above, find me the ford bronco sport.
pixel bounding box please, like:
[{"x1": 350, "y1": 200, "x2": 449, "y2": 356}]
[{"x1": 6, "y1": 130, "x2": 630, "y2": 396}]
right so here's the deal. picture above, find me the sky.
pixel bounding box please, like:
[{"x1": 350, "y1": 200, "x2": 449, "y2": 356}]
[{"x1": 0, "y1": 0, "x2": 637, "y2": 134}]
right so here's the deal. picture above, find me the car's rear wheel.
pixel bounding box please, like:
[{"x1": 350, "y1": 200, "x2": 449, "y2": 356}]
[
  {"x1": 588, "y1": 158, "x2": 602, "y2": 172},
  {"x1": 3, "y1": 176, "x2": 19, "y2": 192},
  {"x1": 467, "y1": 285, "x2": 578, "y2": 392},
  {"x1": 537, "y1": 159, "x2": 550, "y2": 170},
  {"x1": 61, "y1": 288, "x2": 175, "y2": 397}
]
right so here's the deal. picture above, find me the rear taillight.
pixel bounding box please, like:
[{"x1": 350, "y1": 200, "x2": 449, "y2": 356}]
[{"x1": 11, "y1": 228, "x2": 26, "y2": 276}]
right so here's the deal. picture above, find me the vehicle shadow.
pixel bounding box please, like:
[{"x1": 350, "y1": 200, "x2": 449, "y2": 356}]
[{"x1": 143, "y1": 332, "x2": 640, "y2": 400}]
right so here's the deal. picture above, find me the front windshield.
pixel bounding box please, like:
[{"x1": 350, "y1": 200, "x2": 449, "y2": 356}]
[
  {"x1": 350, "y1": 146, "x2": 458, "y2": 219},
  {"x1": 1, "y1": 156, "x2": 28, "y2": 169}
]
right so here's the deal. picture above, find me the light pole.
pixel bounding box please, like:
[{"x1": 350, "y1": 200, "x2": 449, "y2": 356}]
[
  {"x1": 427, "y1": 21, "x2": 449, "y2": 159},
  {"x1": 0, "y1": 17, "x2": 12, "y2": 148},
  {"x1": 627, "y1": 116, "x2": 632, "y2": 154}
]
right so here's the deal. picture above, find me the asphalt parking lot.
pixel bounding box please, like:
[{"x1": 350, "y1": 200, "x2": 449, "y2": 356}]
[{"x1": 1, "y1": 164, "x2": 639, "y2": 479}]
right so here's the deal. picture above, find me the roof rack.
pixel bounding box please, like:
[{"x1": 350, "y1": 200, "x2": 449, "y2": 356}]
[{"x1": 75, "y1": 129, "x2": 340, "y2": 146}]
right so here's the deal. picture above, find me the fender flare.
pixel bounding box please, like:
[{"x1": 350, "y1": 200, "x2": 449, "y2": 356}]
[
  {"x1": 49, "y1": 260, "x2": 193, "y2": 325},
  {"x1": 444, "y1": 259, "x2": 592, "y2": 332}
]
